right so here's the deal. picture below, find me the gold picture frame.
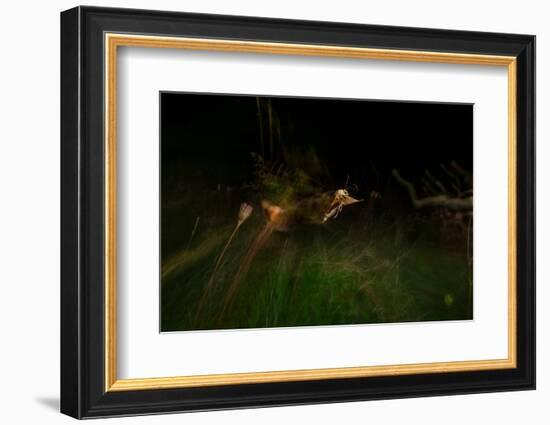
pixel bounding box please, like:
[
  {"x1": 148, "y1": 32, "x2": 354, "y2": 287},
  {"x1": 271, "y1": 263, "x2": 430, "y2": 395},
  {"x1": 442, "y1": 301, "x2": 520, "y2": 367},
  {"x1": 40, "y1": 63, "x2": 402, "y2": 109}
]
[{"x1": 104, "y1": 33, "x2": 517, "y2": 392}]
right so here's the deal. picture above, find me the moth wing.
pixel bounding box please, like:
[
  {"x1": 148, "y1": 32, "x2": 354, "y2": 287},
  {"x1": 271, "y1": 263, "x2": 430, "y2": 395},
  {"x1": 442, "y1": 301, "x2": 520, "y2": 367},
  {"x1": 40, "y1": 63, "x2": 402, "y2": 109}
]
[{"x1": 340, "y1": 195, "x2": 363, "y2": 206}]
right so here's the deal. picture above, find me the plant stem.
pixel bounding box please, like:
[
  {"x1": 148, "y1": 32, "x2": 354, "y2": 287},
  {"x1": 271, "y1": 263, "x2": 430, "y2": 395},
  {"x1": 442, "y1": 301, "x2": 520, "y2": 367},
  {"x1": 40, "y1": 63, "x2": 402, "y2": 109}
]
[{"x1": 196, "y1": 222, "x2": 241, "y2": 318}]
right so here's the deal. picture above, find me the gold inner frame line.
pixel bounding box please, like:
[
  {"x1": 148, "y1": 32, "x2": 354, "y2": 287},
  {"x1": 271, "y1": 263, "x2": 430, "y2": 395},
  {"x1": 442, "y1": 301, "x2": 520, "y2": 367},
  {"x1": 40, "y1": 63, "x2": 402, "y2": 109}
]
[{"x1": 104, "y1": 33, "x2": 517, "y2": 392}]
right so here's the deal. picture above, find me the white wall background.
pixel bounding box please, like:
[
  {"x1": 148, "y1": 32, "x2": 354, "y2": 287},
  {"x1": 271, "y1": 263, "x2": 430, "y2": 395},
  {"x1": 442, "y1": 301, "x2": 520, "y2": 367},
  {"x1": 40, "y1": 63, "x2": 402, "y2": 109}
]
[{"x1": 0, "y1": 0, "x2": 545, "y2": 423}]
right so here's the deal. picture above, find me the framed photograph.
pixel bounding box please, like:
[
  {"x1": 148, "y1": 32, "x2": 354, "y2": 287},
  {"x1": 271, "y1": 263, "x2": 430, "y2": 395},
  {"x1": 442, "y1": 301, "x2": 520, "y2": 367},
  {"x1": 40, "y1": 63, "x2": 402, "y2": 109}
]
[{"x1": 60, "y1": 6, "x2": 535, "y2": 419}]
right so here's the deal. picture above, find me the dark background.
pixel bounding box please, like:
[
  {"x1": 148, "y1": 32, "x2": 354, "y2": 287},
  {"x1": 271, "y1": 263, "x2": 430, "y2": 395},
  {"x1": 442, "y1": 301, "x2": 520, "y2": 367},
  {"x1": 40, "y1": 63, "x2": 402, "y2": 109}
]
[{"x1": 161, "y1": 92, "x2": 473, "y2": 198}]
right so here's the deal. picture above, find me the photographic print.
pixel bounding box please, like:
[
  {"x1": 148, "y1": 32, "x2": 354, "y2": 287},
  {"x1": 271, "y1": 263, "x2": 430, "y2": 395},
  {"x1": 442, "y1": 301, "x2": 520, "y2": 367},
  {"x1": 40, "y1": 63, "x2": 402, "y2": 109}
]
[{"x1": 160, "y1": 92, "x2": 473, "y2": 332}]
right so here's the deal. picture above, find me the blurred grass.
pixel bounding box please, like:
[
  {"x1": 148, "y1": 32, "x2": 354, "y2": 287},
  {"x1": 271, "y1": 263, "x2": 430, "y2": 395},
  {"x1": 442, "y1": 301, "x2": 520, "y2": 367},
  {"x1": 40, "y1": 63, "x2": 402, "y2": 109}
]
[{"x1": 161, "y1": 191, "x2": 472, "y2": 331}]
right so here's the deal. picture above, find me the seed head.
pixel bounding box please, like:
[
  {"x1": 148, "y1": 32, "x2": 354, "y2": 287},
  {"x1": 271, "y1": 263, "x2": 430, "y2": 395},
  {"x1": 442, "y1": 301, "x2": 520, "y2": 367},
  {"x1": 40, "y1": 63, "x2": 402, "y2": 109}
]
[{"x1": 238, "y1": 202, "x2": 253, "y2": 225}]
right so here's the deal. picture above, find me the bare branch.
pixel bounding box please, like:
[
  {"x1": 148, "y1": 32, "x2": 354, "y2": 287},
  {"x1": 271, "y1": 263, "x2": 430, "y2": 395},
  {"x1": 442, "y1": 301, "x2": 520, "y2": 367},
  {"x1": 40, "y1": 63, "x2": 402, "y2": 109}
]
[
  {"x1": 392, "y1": 169, "x2": 472, "y2": 211},
  {"x1": 451, "y1": 161, "x2": 473, "y2": 186}
]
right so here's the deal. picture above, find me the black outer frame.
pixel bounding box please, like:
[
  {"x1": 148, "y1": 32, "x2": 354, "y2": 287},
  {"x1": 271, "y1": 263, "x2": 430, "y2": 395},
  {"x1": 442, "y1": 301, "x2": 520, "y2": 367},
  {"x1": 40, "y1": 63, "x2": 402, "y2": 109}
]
[{"x1": 60, "y1": 5, "x2": 535, "y2": 419}]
